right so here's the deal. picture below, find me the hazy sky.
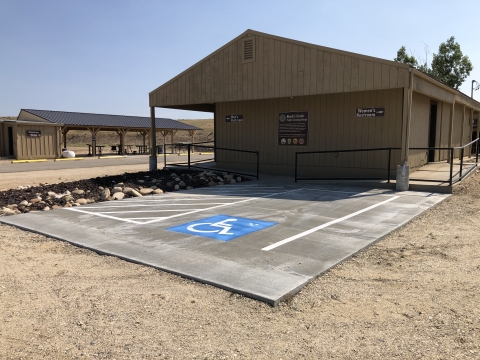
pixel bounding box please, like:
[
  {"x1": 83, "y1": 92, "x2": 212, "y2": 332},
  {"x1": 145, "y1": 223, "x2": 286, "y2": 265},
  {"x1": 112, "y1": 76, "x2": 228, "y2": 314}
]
[{"x1": 1, "y1": 0, "x2": 479, "y2": 119}]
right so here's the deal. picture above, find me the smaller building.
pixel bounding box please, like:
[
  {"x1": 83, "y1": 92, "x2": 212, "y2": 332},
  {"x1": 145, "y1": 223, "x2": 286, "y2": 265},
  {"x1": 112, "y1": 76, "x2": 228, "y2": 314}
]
[
  {"x1": 0, "y1": 109, "x2": 201, "y2": 159},
  {"x1": 0, "y1": 119, "x2": 62, "y2": 159}
]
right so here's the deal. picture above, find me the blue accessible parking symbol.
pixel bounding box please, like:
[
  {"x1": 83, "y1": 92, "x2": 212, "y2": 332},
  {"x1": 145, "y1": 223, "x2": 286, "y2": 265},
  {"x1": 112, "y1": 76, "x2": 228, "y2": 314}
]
[{"x1": 166, "y1": 214, "x2": 277, "y2": 241}]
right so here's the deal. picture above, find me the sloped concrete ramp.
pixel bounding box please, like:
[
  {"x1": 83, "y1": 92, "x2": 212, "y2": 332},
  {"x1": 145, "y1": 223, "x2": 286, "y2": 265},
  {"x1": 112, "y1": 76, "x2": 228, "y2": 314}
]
[{"x1": 0, "y1": 182, "x2": 449, "y2": 305}]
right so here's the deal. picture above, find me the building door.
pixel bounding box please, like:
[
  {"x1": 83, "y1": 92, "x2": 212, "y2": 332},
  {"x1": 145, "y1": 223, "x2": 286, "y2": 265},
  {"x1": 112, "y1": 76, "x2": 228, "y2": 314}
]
[
  {"x1": 7, "y1": 126, "x2": 14, "y2": 156},
  {"x1": 428, "y1": 103, "x2": 438, "y2": 162}
]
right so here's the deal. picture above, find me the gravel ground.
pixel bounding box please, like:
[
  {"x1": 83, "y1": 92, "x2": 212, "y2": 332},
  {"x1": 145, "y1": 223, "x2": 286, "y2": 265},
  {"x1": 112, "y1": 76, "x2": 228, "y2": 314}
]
[{"x1": 1, "y1": 168, "x2": 480, "y2": 359}]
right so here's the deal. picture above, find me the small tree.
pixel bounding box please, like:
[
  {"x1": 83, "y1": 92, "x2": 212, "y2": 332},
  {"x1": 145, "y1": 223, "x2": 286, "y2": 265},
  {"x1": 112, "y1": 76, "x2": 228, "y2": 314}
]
[
  {"x1": 394, "y1": 46, "x2": 418, "y2": 67},
  {"x1": 430, "y1": 36, "x2": 473, "y2": 89}
]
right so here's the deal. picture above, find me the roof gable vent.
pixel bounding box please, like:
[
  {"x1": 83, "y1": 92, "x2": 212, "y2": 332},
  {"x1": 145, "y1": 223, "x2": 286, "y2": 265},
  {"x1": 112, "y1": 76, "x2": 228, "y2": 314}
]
[{"x1": 242, "y1": 36, "x2": 255, "y2": 63}]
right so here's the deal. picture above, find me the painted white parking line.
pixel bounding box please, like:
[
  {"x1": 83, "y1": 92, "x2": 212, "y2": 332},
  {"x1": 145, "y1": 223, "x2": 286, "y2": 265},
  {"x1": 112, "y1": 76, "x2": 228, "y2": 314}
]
[
  {"x1": 77, "y1": 203, "x2": 232, "y2": 209},
  {"x1": 65, "y1": 188, "x2": 303, "y2": 225},
  {"x1": 261, "y1": 196, "x2": 400, "y2": 251}
]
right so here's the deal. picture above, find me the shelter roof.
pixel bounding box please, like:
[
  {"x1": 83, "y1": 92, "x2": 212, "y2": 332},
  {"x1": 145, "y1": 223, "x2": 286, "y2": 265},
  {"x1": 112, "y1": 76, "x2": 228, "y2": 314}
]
[{"x1": 20, "y1": 109, "x2": 201, "y2": 131}]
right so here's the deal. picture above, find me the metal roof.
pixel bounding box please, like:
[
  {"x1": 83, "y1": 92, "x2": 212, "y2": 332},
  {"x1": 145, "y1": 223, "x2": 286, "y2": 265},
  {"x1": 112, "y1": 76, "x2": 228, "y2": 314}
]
[{"x1": 21, "y1": 109, "x2": 201, "y2": 131}]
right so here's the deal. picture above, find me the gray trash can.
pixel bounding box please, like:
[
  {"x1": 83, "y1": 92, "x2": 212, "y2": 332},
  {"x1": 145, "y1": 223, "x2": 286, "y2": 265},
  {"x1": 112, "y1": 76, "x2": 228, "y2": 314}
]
[{"x1": 157, "y1": 145, "x2": 163, "y2": 154}]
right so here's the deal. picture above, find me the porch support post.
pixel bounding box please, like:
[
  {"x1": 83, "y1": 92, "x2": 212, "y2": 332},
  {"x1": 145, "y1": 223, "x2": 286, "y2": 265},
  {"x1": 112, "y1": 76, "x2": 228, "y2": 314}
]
[
  {"x1": 460, "y1": 104, "x2": 465, "y2": 159},
  {"x1": 475, "y1": 110, "x2": 479, "y2": 156},
  {"x1": 397, "y1": 70, "x2": 413, "y2": 191},
  {"x1": 149, "y1": 107, "x2": 157, "y2": 171},
  {"x1": 448, "y1": 101, "x2": 455, "y2": 163},
  {"x1": 469, "y1": 107, "x2": 474, "y2": 156}
]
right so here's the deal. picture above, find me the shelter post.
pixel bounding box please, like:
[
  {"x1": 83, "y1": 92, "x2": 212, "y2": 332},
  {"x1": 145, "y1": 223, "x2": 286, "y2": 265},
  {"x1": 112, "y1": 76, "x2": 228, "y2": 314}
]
[
  {"x1": 188, "y1": 130, "x2": 196, "y2": 153},
  {"x1": 116, "y1": 129, "x2": 127, "y2": 155},
  {"x1": 88, "y1": 127, "x2": 100, "y2": 157},
  {"x1": 170, "y1": 130, "x2": 178, "y2": 154},
  {"x1": 62, "y1": 128, "x2": 69, "y2": 148},
  {"x1": 149, "y1": 107, "x2": 157, "y2": 171}
]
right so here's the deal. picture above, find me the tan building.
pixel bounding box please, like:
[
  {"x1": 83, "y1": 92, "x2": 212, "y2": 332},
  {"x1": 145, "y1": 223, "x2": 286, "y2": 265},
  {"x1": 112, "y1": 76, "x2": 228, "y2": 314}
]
[
  {"x1": 0, "y1": 110, "x2": 200, "y2": 160},
  {"x1": 149, "y1": 29, "x2": 480, "y2": 185},
  {"x1": 0, "y1": 119, "x2": 62, "y2": 160}
]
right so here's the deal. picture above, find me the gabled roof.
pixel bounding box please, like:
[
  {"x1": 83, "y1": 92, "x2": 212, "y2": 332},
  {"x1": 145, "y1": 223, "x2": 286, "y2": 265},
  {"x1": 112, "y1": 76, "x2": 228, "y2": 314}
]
[
  {"x1": 150, "y1": 29, "x2": 411, "y2": 110},
  {"x1": 20, "y1": 109, "x2": 201, "y2": 131}
]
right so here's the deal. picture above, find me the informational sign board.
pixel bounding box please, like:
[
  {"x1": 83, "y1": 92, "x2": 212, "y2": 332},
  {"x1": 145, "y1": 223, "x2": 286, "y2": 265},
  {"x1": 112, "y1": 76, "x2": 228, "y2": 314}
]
[
  {"x1": 26, "y1": 130, "x2": 41, "y2": 138},
  {"x1": 166, "y1": 214, "x2": 276, "y2": 241},
  {"x1": 356, "y1": 107, "x2": 385, "y2": 118},
  {"x1": 226, "y1": 114, "x2": 243, "y2": 122},
  {"x1": 278, "y1": 111, "x2": 308, "y2": 146}
]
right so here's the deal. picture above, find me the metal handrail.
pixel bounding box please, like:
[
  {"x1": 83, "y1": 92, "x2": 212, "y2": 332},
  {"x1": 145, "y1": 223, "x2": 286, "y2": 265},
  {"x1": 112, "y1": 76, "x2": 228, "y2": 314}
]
[
  {"x1": 295, "y1": 140, "x2": 479, "y2": 185},
  {"x1": 168, "y1": 144, "x2": 260, "y2": 180},
  {"x1": 409, "y1": 138, "x2": 479, "y2": 185},
  {"x1": 295, "y1": 147, "x2": 400, "y2": 182}
]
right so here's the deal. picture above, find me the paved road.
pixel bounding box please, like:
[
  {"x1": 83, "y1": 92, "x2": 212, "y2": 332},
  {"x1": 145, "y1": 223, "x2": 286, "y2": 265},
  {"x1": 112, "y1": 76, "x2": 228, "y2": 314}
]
[{"x1": 0, "y1": 154, "x2": 214, "y2": 173}]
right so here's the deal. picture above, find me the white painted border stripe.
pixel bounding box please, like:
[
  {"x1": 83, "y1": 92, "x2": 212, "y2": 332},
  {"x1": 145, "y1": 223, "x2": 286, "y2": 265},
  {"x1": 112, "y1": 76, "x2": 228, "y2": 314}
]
[
  {"x1": 139, "y1": 188, "x2": 304, "y2": 225},
  {"x1": 261, "y1": 196, "x2": 400, "y2": 251},
  {"x1": 77, "y1": 203, "x2": 231, "y2": 209},
  {"x1": 65, "y1": 188, "x2": 303, "y2": 225}
]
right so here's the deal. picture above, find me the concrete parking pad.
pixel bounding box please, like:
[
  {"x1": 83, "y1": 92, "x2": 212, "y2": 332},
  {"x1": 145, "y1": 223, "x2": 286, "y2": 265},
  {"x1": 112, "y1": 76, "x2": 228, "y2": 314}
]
[{"x1": 0, "y1": 181, "x2": 449, "y2": 305}]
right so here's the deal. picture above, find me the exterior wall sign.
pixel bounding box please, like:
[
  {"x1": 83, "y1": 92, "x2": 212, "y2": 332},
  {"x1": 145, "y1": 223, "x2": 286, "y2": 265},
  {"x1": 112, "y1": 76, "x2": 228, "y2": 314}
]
[
  {"x1": 226, "y1": 114, "x2": 244, "y2": 122},
  {"x1": 356, "y1": 107, "x2": 385, "y2": 118},
  {"x1": 26, "y1": 130, "x2": 41, "y2": 138},
  {"x1": 278, "y1": 111, "x2": 308, "y2": 146}
]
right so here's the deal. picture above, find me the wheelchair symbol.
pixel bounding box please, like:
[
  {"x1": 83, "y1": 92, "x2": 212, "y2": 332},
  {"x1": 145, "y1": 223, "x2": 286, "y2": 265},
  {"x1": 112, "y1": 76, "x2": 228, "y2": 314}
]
[{"x1": 187, "y1": 218, "x2": 237, "y2": 235}]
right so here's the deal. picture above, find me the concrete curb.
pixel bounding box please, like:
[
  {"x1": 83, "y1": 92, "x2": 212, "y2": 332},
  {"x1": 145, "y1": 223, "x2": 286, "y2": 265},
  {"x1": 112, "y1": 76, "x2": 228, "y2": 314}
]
[
  {"x1": 11, "y1": 159, "x2": 47, "y2": 164},
  {"x1": 54, "y1": 158, "x2": 84, "y2": 162}
]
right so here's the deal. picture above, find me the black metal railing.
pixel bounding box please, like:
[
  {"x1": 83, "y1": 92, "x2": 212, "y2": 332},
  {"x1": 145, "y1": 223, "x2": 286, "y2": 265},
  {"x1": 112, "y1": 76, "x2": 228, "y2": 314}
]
[
  {"x1": 409, "y1": 138, "x2": 479, "y2": 185},
  {"x1": 168, "y1": 143, "x2": 260, "y2": 180},
  {"x1": 295, "y1": 148, "x2": 400, "y2": 182},
  {"x1": 295, "y1": 140, "x2": 479, "y2": 186}
]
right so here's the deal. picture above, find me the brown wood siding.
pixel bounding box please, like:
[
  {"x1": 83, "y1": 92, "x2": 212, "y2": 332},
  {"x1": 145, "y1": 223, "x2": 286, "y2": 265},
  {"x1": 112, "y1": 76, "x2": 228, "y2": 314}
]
[
  {"x1": 15, "y1": 124, "x2": 61, "y2": 160},
  {"x1": 151, "y1": 34, "x2": 410, "y2": 107},
  {"x1": 215, "y1": 88, "x2": 403, "y2": 176},
  {"x1": 409, "y1": 92, "x2": 431, "y2": 169}
]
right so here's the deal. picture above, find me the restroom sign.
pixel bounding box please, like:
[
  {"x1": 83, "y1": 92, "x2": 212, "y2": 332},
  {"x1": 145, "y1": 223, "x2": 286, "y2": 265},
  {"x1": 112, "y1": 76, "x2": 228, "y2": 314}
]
[
  {"x1": 166, "y1": 214, "x2": 276, "y2": 241},
  {"x1": 356, "y1": 107, "x2": 385, "y2": 117}
]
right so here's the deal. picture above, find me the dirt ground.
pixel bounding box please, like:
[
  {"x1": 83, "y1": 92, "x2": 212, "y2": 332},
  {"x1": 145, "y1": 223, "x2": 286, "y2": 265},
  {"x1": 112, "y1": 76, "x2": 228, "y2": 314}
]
[{"x1": 1, "y1": 167, "x2": 480, "y2": 359}]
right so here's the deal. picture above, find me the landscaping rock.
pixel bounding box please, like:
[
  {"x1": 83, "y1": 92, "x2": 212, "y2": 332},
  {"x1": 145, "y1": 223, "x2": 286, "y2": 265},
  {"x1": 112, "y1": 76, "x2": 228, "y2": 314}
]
[
  {"x1": 112, "y1": 192, "x2": 125, "y2": 200},
  {"x1": 101, "y1": 188, "x2": 111, "y2": 199},
  {"x1": 76, "y1": 198, "x2": 87, "y2": 205},
  {"x1": 139, "y1": 188, "x2": 153, "y2": 195}
]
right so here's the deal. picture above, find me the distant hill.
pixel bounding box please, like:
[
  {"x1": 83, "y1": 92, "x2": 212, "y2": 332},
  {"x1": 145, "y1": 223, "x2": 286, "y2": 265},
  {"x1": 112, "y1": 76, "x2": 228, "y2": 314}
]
[{"x1": 0, "y1": 116, "x2": 17, "y2": 120}]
